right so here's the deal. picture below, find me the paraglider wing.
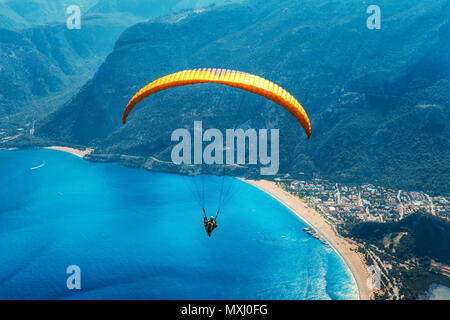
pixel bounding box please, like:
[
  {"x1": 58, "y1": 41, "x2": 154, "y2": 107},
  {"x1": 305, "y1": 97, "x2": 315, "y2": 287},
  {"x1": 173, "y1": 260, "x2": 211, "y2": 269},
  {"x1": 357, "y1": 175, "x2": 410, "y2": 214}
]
[{"x1": 122, "y1": 68, "x2": 311, "y2": 138}]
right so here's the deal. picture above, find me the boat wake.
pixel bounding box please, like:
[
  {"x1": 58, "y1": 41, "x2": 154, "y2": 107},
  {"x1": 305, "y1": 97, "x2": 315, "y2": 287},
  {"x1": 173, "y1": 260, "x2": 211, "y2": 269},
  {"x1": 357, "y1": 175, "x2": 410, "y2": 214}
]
[{"x1": 30, "y1": 161, "x2": 46, "y2": 170}]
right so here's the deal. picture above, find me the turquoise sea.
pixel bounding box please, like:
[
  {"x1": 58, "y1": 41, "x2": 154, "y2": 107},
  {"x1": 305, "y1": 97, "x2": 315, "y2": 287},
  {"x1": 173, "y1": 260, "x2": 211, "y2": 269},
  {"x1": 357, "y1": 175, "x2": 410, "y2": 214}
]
[{"x1": 0, "y1": 149, "x2": 358, "y2": 299}]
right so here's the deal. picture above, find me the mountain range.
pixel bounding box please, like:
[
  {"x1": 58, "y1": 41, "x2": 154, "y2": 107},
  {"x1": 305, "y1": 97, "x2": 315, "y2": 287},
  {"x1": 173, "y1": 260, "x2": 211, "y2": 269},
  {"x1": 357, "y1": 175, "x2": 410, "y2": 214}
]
[
  {"x1": 2, "y1": 0, "x2": 449, "y2": 194},
  {"x1": 0, "y1": 0, "x2": 225, "y2": 131}
]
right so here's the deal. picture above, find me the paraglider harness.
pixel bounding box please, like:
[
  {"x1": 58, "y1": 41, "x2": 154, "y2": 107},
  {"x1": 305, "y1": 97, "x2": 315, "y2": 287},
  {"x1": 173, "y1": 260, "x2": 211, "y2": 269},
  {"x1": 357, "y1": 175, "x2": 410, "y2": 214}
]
[{"x1": 203, "y1": 208, "x2": 218, "y2": 237}]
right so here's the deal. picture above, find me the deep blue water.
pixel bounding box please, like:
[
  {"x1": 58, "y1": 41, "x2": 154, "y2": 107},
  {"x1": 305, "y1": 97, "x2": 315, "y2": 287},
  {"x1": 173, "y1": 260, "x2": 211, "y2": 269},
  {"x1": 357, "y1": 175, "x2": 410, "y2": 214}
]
[{"x1": 0, "y1": 149, "x2": 357, "y2": 299}]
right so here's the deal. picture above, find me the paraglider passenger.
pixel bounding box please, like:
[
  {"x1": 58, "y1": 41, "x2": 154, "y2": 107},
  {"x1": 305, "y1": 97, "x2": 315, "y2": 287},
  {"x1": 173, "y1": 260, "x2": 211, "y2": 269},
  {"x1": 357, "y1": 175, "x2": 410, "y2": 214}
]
[{"x1": 204, "y1": 216, "x2": 217, "y2": 237}]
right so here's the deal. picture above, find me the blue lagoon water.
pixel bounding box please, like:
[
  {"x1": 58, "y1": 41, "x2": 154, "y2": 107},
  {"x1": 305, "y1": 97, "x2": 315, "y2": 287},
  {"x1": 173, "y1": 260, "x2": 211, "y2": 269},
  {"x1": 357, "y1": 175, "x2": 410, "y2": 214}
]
[{"x1": 0, "y1": 149, "x2": 357, "y2": 299}]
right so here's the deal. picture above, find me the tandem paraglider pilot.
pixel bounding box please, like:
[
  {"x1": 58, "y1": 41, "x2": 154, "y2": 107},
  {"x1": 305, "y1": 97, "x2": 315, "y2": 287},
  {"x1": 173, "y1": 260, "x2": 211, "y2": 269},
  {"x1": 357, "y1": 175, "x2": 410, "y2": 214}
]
[{"x1": 203, "y1": 209, "x2": 218, "y2": 237}]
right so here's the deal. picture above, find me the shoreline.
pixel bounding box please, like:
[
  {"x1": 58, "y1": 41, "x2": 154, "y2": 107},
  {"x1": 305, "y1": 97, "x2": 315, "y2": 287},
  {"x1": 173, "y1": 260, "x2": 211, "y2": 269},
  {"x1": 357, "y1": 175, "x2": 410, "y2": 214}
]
[
  {"x1": 241, "y1": 178, "x2": 372, "y2": 300},
  {"x1": 27, "y1": 146, "x2": 371, "y2": 299},
  {"x1": 43, "y1": 146, "x2": 94, "y2": 158}
]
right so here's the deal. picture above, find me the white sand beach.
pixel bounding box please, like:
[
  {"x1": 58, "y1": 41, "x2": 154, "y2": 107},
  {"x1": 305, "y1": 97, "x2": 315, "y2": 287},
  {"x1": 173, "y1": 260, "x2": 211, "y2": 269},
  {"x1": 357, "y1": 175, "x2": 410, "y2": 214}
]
[
  {"x1": 241, "y1": 178, "x2": 373, "y2": 300},
  {"x1": 44, "y1": 146, "x2": 93, "y2": 158}
]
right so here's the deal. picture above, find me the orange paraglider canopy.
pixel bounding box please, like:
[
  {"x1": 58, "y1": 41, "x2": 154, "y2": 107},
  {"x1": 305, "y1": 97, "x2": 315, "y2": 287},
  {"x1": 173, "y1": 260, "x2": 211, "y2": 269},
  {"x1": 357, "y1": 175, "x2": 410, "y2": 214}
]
[{"x1": 122, "y1": 68, "x2": 311, "y2": 138}]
